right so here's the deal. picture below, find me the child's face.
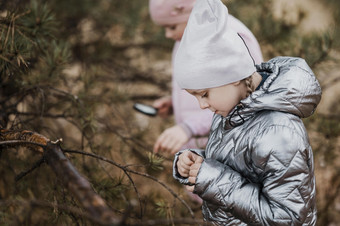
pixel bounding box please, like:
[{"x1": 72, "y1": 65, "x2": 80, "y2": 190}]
[
  {"x1": 164, "y1": 22, "x2": 187, "y2": 41},
  {"x1": 186, "y1": 81, "x2": 245, "y2": 117}
]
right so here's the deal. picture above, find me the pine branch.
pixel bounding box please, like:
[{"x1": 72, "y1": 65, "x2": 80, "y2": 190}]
[
  {"x1": 0, "y1": 129, "x2": 121, "y2": 224},
  {"x1": 43, "y1": 142, "x2": 120, "y2": 225},
  {"x1": 64, "y1": 149, "x2": 195, "y2": 218}
]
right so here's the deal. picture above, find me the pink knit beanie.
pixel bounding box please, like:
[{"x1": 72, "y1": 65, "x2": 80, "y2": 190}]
[{"x1": 149, "y1": 0, "x2": 196, "y2": 25}]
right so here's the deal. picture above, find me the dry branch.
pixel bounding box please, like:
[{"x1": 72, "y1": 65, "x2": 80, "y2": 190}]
[
  {"x1": 0, "y1": 129, "x2": 120, "y2": 225},
  {"x1": 64, "y1": 149, "x2": 195, "y2": 218},
  {"x1": 43, "y1": 142, "x2": 120, "y2": 225}
]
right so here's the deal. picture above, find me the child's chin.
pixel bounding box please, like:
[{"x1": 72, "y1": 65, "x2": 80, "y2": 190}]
[{"x1": 216, "y1": 112, "x2": 227, "y2": 117}]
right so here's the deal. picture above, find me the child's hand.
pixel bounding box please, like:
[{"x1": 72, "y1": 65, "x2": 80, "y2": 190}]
[
  {"x1": 153, "y1": 96, "x2": 172, "y2": 118},
  {"x1": 153, "y1": 125, "x2": 189, "y2": 154},
  {"x1": 177, "y1": 151, "x2": 200, "y2": 177},
  {"x1": 186, "y1": 156, "x2": 203, "y2": 192}
]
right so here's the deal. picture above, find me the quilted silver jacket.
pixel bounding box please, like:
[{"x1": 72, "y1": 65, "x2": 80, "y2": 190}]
[{"x1": 173, "y1": 57, "x2": 321, "y2": 225}]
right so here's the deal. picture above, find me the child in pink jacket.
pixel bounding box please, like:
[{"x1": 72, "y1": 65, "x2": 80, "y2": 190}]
[{"x1": 149, "y1": 0, "x2": 263, "y2": 154}]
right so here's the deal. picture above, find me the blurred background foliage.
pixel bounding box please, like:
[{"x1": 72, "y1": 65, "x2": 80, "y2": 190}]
[{"x1": 0, "y1": 0, "x2": 340, "y2": 225}]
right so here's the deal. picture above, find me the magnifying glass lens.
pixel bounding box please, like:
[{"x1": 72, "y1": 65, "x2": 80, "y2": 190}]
[{"x1": 133, "y1": 103, "x2": 158, "y2": 116}]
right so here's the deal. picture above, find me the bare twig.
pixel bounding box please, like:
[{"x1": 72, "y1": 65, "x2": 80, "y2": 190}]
[
  {"x1": 64, "y1": 149, "x2": 195, "y2": 218},
  {"x1": 43, "y1": 142, "x2": 120, "y2": 224},
  {"x1": 124, "y1": 171, "x2": 144, "y2": 219},
  {"x1": 15, "y1": 157, "x2": 45, "y2": 182},
  {"x1": 0, "y1": 140, "x2": 45, "y2": 148},
  {"x1": 0, "y1": 129, "x2": 121, "y2": 224}
]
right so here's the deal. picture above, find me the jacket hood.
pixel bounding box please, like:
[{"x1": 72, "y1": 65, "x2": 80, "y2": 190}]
[{"x1": 226, "y1": 57, "x2": 322, "y2": 129}]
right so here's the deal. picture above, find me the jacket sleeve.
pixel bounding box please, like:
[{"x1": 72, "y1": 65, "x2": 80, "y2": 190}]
[
  {"x1": 193, "y1": 125, "x2": 315, "y2": 225},
  {"x1": 173, "y1": 149, "x2": 205, "y2": 185}
]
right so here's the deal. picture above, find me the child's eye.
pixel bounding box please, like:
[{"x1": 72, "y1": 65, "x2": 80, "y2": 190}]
[
  {"x1": 201, "y1": 92, "x2": 208, "y2": 98},
  {"x1": 169, "y1": 25, "x2": 176, "y2": 30}
]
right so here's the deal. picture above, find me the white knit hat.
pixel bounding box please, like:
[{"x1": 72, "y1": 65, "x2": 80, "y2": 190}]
[{"x1": 174, "y1": 0, "x2": 256, "y2": 89}]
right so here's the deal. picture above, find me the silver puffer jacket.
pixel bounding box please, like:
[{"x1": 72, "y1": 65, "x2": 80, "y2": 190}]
[{"x1": 173, "y1": 57, "x2": 322, "y2": 225}]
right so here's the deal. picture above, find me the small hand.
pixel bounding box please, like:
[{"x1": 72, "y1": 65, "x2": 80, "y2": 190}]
[
  {"x1": 176, "y1": 151, "x2": 200, "y2": 177},
  {"x1": 153, "y1": 125, "x2": 189, "y2": 154},
  {"x1": 186, "y1": 156, "x2": 203, "y2": 192},
  {"x1": 153, "y1": 96, "x2": 172, "y2": 118}
]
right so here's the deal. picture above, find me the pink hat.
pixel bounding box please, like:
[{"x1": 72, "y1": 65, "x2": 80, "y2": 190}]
[
  {"x1": 174, "y1": 0, "x2": 256, "y2": 89},
  {"x1": 149, "y1": 0, "x2": 196, "y2": 25}
]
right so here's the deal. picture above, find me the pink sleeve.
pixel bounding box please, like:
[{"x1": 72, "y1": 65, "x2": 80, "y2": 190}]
[{"x1": 181, "y1": 109, "x2": 214, "y2": 137}]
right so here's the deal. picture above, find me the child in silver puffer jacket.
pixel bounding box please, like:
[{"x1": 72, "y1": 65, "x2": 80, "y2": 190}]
[{"x1": 172, "y1": 0, "x2": 321, "y2": 225}]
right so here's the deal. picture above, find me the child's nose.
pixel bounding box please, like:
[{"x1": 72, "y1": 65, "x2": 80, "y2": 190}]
[{"x1": 198, "y1": 99, "x2": 209, "y2": 109}]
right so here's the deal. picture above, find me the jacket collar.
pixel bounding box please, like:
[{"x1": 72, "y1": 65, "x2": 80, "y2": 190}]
[{"x1": 224, "y1": 57, "x2": 321, "y2": 130}]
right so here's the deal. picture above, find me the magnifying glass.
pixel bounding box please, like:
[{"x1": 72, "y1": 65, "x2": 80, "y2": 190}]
[{"x1": 133, "y1": 103, "x2": 158, "y2": 117}]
